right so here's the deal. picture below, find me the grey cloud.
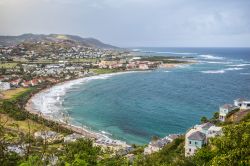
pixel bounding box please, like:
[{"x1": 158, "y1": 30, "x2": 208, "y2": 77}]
[{"x1": 0, "y1": 0, "x2": 250, "y2": 47}]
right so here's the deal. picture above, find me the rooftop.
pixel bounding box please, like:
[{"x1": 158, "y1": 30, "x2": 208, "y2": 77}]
[
  {"x1": 235, "y1": 98, "x2": 248, "y2": 102},
  {"x1": 188, "y1": 131, "x2": 206, "y2": 141},
  {"x1": 220, "y1": 104, "x2": 234, "y2": 109},
  {"x1": 200, "y1": 122, "x2": 214, "y2": 130}
]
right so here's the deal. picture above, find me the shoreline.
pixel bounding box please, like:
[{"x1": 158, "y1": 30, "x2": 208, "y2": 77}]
[
  {"x1": 25, "y1": 65, "x2": 188, "y2": 146},
  {"x1": 25, "y1": 70, "x2": 150, "y2": 147}
]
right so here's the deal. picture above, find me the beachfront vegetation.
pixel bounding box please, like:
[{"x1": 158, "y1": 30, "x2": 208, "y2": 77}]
[
  {"x1": 139, "y1": 56, "x2": 189, "y2": 64},
  {"x1": 90, "y1": 68, "x2": 124, "y2": 74}
]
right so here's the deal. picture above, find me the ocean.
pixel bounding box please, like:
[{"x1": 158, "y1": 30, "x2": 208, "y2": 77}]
[{"x1": 32, "y1": 47, "x2": 250, "y2": 145}]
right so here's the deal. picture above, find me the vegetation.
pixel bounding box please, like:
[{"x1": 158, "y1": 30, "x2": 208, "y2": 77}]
[
  {"x1": 90, "y1": 68, "x2": 124, "y2": 74},
  {"x1": 0, "y1": 62, "x2": 18, "y2": 69},
  {"x1": 139, "y1": 56, "x2": 189, "y2": 64}
]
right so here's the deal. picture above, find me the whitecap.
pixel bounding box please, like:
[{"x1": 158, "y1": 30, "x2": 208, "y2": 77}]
[
  {"x1": 199, "y1": 54, "x2": 224, "y2": 60},
  {"x1": 225, "y1": 67, "x2": 244, "y2": 71},
  {"x1": 201, "y1": 70, "x2": 225, "y2": 74},
  {"x1": 206, "y1": 61, "x2": 232, "y2": 64},
  {"x1": 228, "y1": 64, "x2": 250, "y2": 67},
  {"x1": 154, "y1": 51, "x2": 197, "y2": 55}
]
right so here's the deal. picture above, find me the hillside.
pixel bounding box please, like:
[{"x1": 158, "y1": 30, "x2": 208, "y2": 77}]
[{"x1": 0, "y1": 34, "x2": 117, "y2": 49}]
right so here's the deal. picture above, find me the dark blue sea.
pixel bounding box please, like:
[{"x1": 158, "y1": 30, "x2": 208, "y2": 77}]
[{"x1": 62, "y1": 47, "x2": 250, "y2": 144}]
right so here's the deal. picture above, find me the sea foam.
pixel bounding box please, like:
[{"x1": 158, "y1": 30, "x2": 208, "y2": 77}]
[
  {"x1": 201, "y1": 70, "x2": 225, "y2": 74},
  {"x1": 199, "y1": 54, "x2": 224, "y2": 60}
]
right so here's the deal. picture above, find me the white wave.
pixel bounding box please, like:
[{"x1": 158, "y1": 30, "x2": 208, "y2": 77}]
[
  {"x1": 240, "y1": 73, "x2": 250, "y2": 75},
  {"x1": 201, "y1": 70, "x2": 225, "y2": 74},
  {"x1": 199, "y1": 54, "x2": 224, "y2": 60},
  {"x1": 153, "y1": 51, "x2": 196, "y2": 55},
  {"x1": 132, "y1": 48, "x2": 141, "y2": 52},
  {"x1": 225, "y1": 67, "x2": 244, "y2": 71},
  {"x1": 206, "y1": 61, "x2": 232, "y2": 64},
  {"x1": 101, "y1": 131, "x2": 112, "y2": 136},
  {"x1": 228, "y1": 64, "x2": 250, "y2": 67}
]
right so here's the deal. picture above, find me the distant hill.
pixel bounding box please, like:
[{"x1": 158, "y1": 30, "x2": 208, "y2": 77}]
[{"x1": 0, "y1": 33, "x2": 117, "y2": 49}]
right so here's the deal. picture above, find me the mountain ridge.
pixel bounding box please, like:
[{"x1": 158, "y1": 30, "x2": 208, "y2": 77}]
[{"x1": 0, "y1": 33, "x2": 117, "y2": 49}]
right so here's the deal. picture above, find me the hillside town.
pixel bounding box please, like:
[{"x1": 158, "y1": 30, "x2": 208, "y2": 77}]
[{"x1": 0, "y1": 40, "x2": 182, "y2": 91}]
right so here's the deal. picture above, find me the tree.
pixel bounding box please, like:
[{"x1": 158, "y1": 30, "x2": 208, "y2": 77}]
[
  {"x1": 213, "y1": 112, "x2": 219, "y2": 120},
  {"x1": 60, "y1": 139, "x2": 101, "y2": 165},
  {"x1": 200, "y1": 117, "x2": 208, "y2": 123}
]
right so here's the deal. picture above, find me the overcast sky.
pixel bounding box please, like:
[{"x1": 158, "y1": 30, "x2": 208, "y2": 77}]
[{"x1": 0, "y1": 0, "x2": 250, "y2": 47}]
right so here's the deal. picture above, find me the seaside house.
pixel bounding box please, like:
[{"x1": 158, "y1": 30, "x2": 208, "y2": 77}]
[
  {"x1": 207, "y1": 126, "x2": 222, "y2": 138},
  {"x1": 234, "y1": 98, "x2": 250, "y2": 110},
  {"x1": 185, "y1": 130, "x2": 206, "y2": 156},
  {"x1": 0, "y1": 81, "x2": 11, "y2": 91},
  {"x1": 185, "y1": 122, "x2": 222, "y2": 157},
  {"x1": 10, "y1": 79, "x2": 21, "y2": 87},
  {"x1": 144, "y1": 134, "x2": 180, "y2": 155},
  {"x1": 219, "y1": 104, "x2": 236, "y2": 122}
]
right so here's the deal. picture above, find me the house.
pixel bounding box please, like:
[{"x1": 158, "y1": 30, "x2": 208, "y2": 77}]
[
  {"x1": 138, "y1": 63, "x2": 149, "y2": 70},
  {"x1": 10, "y1": 79, "x2": 21, "y2": 86},
  {"x1": 234, "y1": 98, "x2": 247, "y2": 107},
  {"x1": 234, "y1": 98, "x2": 250, "y2": 110},
  {"x1": 207, "y1": 126, "x2": 222, "y2": 138},
  {"x1": 0, "y1": 81, "x2": 11, "y2": 91},
  {"x1": 21, "y1": 81, "x2": 30, "y2": 87},
  {"x1": 144, "y1": 134, "x2": 180, "y2": 155},
  {"x1": 30, "y1": 79, "x2": 39, "y2": 86},
  {"x1": 240, "y1": 101, "x2": 250, "y2": 110},
  {"x1": 185, "y1": 130, "x2": 206, "y2": 156},
  {"x1": 219, "y1": 104, "x2": 236, "y2": 122},
  {"x1": 193, "y1": 122, "x2": 214, "y2": 134},
  {"x1": 185, "y1": 122, "x2": 222, "y2": 157}
]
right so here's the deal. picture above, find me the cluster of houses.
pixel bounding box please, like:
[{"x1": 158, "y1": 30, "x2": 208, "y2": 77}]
[
  {"x1": 219, "y1": 98, "x2": 250, "y2": 122},
  {"x1": 98, "y1": 58, "x2": 161, "y2": 70},
  {"x1": 0, "y1": 81, "x2": 11, "y2": 91},
  {"x1": 185, "y1": 98, "x2": 250, "y2": 157},
  {"x1": 0, "y1": 42, "x2": 126, "y2": 61},
  {"x1": 0, "y1": 76, "x2": 60, "y2": 91},
  {"x1": 185, "y1": 122, "x2": 222, "y2": 156}
]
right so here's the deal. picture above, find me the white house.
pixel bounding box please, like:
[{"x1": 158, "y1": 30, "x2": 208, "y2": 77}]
[
  {"x1": 207, "y1": 126, "x2": 222, "y2": 138},
  {"x1": 240, "y1": 101, "x2": 250, "y2": 110},
  {"x1": 234, "y1": 98, "x2": 250, "y2": 110},
  {"x1": 0, "y1": 81, "x2": 11, "y2": 91},
  {"x1": 219, "y1": 104, "x2": 236, "y2": 122}
]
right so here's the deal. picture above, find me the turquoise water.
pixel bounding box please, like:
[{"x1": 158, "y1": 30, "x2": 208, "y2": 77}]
[{"x1": 62, "y1": 48, "x2": 250, "y2": 145}]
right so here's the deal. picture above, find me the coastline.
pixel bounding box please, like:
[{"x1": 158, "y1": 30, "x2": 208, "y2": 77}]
[
  {"x1": 25, "y1": 64, "x2": 188, "y2": 146},
  {"x1": 25, "y1": 70, "x2": 150, "y2": 146}
]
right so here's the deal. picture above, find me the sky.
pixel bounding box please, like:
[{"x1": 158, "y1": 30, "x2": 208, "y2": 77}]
[{"x1": 0, "y1": 0, "x2": 250, "y2": 47}]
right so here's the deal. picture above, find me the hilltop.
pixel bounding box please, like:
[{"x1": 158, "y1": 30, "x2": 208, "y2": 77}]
[{"x1": 0, "y1": 33, "x2": 117, "y2": 49}]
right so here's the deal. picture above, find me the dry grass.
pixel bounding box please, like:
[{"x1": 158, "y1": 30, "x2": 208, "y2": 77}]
[
  {"x1": 0, "y1": 88, "x2": 28, "y2": 99},
  {"x1": 0, "y1": 63, "x2": 18, "y2": 69},
  {"x1": 0, "y1": 113, "x2": 49, "y2": 135}
]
